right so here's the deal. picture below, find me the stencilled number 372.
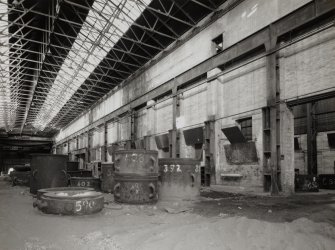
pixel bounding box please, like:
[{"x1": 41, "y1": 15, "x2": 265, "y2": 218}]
[{"x1": 164, "y1": 164, "x2": 182, "y2": 173}]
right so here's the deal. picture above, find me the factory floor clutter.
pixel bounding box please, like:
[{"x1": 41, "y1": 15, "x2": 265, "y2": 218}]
[{"x1": 1, "y1": 179, "x2": 335, "y2": 250}]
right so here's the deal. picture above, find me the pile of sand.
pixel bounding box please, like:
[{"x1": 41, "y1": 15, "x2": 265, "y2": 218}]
[{"x1": 74, "y1": 216, "x2": 335, "y2": 250}]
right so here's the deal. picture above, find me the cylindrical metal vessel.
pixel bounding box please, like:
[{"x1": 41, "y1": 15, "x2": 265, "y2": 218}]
[
  {"x1": 67, "y1": 161, "x2": 79, "y2": 171},
  {"x1": 158, "y1": 158, "x2": 201, "y2": 200},
  {"x1": 113, "y1": 173, "x2": 158, "y2": 204},
  {"x1": 114, "y1": 149, "x2": 158, "y2": 175},
  {"x1": 36, "y1": 190, "x2": 104, "y2": 215},
  {"x1": 101, "y1": 162, "x2": 114, "y2": 193},
  {"x1": 10, "y1": 171, "x2": 30, "y2": 186},
  {"x1": 70, "y1": 177, "x2": 101, "y2": 190},
  {"x1": 67, "y1": 170, "x2": 92, "y2": 178},
  {"x1": 35, "y1": 187, "x2": 95, "y2": 200},
  {"x1": 30, "y1": 154, "x2": 68, "y2": 194},
  {"x1": 13, "y1": 165, "x2": 31, "y2": 172}
]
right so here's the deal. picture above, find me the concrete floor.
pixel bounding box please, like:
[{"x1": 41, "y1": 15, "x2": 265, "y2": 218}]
[{"x1": 1, "y1": 178, "x2": 335, "y2": 250}]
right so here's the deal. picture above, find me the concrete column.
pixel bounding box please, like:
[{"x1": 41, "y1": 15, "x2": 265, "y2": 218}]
[
  {"x1": 130, "y1": 110, "x2": 135, "y2": 147},
  {"x1": 206, "y1": 68, "x2": 220, "y2": 119},
  {"x1": 87, "y1": 131, "x2": 90, "y2": 163},
  {"x1": 103, "y1": 122, "x2": 107, "y2": 162},
  {"x1": 307, "y1": 103, "x2": 317, "y2": 175},
  {"x1": 280, "y1": 103, "x2": 295, "y2": 194},
  {"x1": 170, "y1": 86, "x2": 180, "y2": 158},
  {"x1": 265, "y1": 29, "x2": 279, "y2": 195}
]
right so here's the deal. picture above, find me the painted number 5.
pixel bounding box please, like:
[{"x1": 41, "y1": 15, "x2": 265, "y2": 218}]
[{"x1": 75, "y1": 201, "x2": 82, "y2": 212}]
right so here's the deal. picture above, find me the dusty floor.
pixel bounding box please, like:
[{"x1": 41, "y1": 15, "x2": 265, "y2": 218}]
[{"x1": 1, "y1": 179, "x2": 335, "y2": 250}]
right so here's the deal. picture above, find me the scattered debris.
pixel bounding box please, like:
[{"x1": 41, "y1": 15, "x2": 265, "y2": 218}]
[{"x1": 164, "y1": 207, "x2": 191, "y2": 214}]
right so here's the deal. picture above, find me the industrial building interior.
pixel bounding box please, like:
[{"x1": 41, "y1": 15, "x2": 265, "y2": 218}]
[{"x1": 0, "y1": 0, "x2": 335, "y2": 249}]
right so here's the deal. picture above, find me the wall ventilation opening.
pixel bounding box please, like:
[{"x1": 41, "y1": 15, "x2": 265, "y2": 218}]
[
  {"x1": 237, "y1": 117, "x2": 252, "y2": 141},
  {"x1": 327, "y1": 133, "x2": 335, "y2": 148},
  {"x1": 294, "y1": 137, "x2": 301, "y2": 151},
  {"x1": 221, "y1": 126, "x2": 246, "y2": 144},
  {"x1": 212, "y1": 34, "x2": 223, "y2": 54},
  {"x1": 155, "y1": 133, "x2": 169, "y2": 152}
]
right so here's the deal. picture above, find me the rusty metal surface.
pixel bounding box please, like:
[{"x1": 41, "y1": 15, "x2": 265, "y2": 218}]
[
  {"x1": 10, "y1": 171, "x2": 30, "y2": 186},
  {"x1": 101, "y1": 162, "x2": 114, "y2": 193},
  {"x1": 70, "y1": 177, "x2": 101, "y2": 191},
  {"x1": 30, "y1": 154, "x2": 68, "y2": 194},
  {"x1": 67, "y1": 170, "x2": 93, "y2": 178},
  {"x1": 114, "y1": 174, "x2": 158, "y2": 204},
  {"x1": 158, "y1": 158, "x2": 201, "y2": 200},
  {"x1": 36, "y1": 190, "x2": 104, "y2": 215},
  {"x1": 114, "y1": 149, "x2": 158, "y2": 175},
  {"x1": 13, "y1": 165, "x2": 31, "y2": 172},
  {"x1": 67, "y1": 161, "x2": 79, "y2": 172}
]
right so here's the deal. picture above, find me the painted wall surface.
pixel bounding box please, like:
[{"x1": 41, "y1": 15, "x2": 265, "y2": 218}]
[
  {"x1": 216, "y1": 112, "x2": 263, "y2": 189},
  {"x1": 119, "y1": 116, "x2": 131, "y2": 141},
  {"x1": 78, "y1": 133, "x2": 88, "y2": 149},
  {"x1": 155, "y1": 99, "x2": 173, "y2": 135},
  {"x1": 218, "y1": 58, "x2": 267, "y2": 118},
  {"x1": 69, "y1": 139, "x2": 77, "y2": 152},
  {"x1": 91, "y1": 126, "x2": 104, "y2": 148},
  {"x1": 179, "y1": 84, "x2": 207, "y2": 128},
  {"x1": 55, "y1": 0, "x2": 310, "y2": 143},
  {"x1": 135, "y1": 109, "x2": 147, "y2": 139},
  {"x1": 177, "y1": 83, "x2": 207, "y2": 159},
  {"x1": 55, "y1": 113, "x2": 89, "y2": 142},
  {"x1": 279, "y1": 27, "x2": 335, "y2": 101},
  {"x1": 106, "y1": 121, "x2": 118, "y2": 145}
]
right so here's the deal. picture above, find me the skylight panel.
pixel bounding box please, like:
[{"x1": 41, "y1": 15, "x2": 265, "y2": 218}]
[{"x1": 34, "y1": 0, "x2": 153, "y2": 130}]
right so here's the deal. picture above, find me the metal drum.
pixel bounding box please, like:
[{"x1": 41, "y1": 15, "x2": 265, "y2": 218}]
[
  {"x1": 35, "y1": 190, "x2": 104, "y2": 215},
  {"x1": 113, "y1": 149, "x2": 159, "y2": 204},
  {"x1": 67, "y1": 161, "x2": 79, "y2": 171},
  {"x1": 30, "y1": 154, "x2": 68, "y2": 194},
  {"x1": 158, "y1": 158, "x2": 201, "y2": 200},
  {"x1": 101, "y1": 162, "x2": 114, "y2": 193},
  {"x1": 114, "y1": 173, "x2": 158, "y2": 204},
  {"x1": 70, "y1": 177, "x2": 101, "y2": 190},
  {"x1": 35, "y1": 187, "x2": 95, "y2": 200},
  {"x1": 13, "y1": 165, "x2": 31, "y2": 172},
  {"x1": 114, "y1": 149, "x2": 158, "y2": 175}
]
